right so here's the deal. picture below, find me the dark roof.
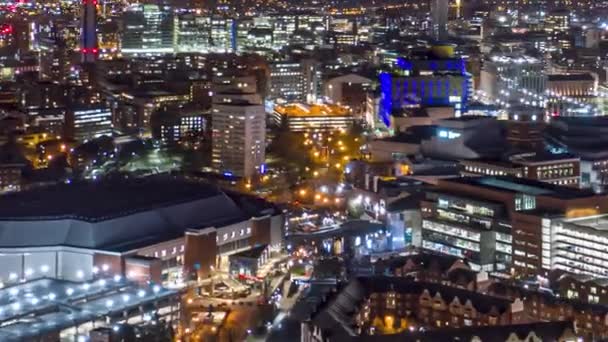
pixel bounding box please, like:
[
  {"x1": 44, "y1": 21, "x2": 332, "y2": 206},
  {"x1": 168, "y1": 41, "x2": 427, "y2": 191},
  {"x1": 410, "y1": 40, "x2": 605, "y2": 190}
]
[
  {"x1": 355, "y1": 321, "x2": 576, "y2": 342},
  {"x1": 509, "y1": 151, "x2": 579, "y2": 163},
  {"x1": 0, "y1": 176, "x2": 258, "y2": 251},
  {"x1": 230, "y1": 244, "x2": 267, "y2": 259},
  {"x1": 386, "y1": 192, "x2": 424, "y2": 211},
  {"x1": 373, "y1": 251, "x2": 471, "y2": 276},
  {"x1": 548, "y1": 73, "x2": 595, "y2": 82},
  {"x1": 487, "y1": 281, "x2": 608, "y2": 314},
  {"x1": 379, "y1": 126, "x2": 436, "y2": 144},
  {"x1": 444, "y1": 176, "x2": 598, "y2": 199},
  {"x1": 311, "y1": 277, "x2": 513, "y2": 341},
  {"x1": 0, "y1": 176, "x2": 224, "y2": 221}
]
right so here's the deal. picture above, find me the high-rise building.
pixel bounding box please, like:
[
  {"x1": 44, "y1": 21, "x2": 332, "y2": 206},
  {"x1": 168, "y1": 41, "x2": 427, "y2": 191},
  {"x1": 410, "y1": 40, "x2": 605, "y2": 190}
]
[
  {"x1": 211, "y1": 76, "x2": 265, "y2": 179},
  {"x1": 38, "y1": 35, "x2": 70, "y2": 84},
  {"x1": 431, "y1": 0, "x2": 449, "y2": 40},
  {"x1": 419, "y1": 176, "x2": 608, "y2": 277},
  {"x1": 272, "y1": 15, "x2": 297, "y2": 48},
  {"x1": 80, "y1": 0, "x2": 98, "y2": 63},
  {"x1": 210, "y1": 17, "x2": 236, "y2": 53},
  {"x1": 479, "y1": 54, "x2": 547, "y2": 107},
  {"x1": 121, "y1": 5, "x2": 173, "y2": 56},
  {"x1": 174, "y1": 13, "x2": 211, "y2": 53},
  {"x1": 269, "y1": 61, "x2": 305, "y2": 101}
]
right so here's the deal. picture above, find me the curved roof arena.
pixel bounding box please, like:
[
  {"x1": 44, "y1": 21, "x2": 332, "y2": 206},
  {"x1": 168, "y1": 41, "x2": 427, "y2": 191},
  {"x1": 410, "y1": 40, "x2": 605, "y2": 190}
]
[{"x1": 0, "y1": 176, "x2": 252, "y2": 251}]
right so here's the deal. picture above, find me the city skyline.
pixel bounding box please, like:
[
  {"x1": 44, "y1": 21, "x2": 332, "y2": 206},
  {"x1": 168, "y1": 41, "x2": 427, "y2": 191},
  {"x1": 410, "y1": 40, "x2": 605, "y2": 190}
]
[{"x1": 0, "y1": 0, "x2": 608, "y2": 341}]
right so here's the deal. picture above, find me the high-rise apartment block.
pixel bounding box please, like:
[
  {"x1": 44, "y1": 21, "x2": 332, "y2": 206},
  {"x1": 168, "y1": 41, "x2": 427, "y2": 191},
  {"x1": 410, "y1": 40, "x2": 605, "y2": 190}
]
[{"x1": 211, "y1": 76, "x2": 265, "y2": 179}]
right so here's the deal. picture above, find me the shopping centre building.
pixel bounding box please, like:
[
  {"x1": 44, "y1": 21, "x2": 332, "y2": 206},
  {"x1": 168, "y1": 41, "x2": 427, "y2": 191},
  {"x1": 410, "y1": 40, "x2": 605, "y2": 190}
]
[{"x1": 0, "y1": 176, "x2": 284, "y2": 286}]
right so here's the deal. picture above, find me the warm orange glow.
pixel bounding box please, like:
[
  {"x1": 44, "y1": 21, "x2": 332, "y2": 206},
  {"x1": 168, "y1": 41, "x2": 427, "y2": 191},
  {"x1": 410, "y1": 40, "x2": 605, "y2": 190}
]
[
  {"x1": 384, "y1": 315, "x2": 394, "y2": 329},
  {"x1": 566, "y1": 208, "x2": 600, "y2": 218}
]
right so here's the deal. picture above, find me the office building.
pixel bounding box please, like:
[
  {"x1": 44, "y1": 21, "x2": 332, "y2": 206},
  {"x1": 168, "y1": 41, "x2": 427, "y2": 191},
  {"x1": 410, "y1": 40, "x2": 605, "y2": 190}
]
[
  {"x1": 151, "y1": 107, "x2": 205, "y2": 145},
  {"x1": 38, "y1": 35, "x2": 70, "y2": 83},
  {"x1": 547, "y1": 74, "x2": 597, "y2": 98},
  {"x1": 121, "y1": 5, "x2": 173, "y2": 56},
  {"x1": 545, "y1": 116, "x2": 608, "y2": 188},
  {"x1": 541, "y1": 214, "x2": 608, "y2": 278},
  {"x1": 173, "y1": 13, "x2": 211, "y2": 53},
  {"x1": 421, "y1": 183, "x2": 514, "y2": 271},
  {"x1": 545, "y1": 9, "x2": 570, "y2": 34},
  {"x1": 271, "y1": 103, "x2": 354, "y2": 132},
  {"x1": 210, "y1": 17, "x2": 236, "y2": 53},
  {"x1": 268, "y1": 61, "x2": 305, "y2": 101},
  {"x1": 479, "y1": 54, "x2": 546, "y2": 107},
  {"x1": 379, "y1": 46, "x2": 471, "y2": 127},
  {"x1": 65, "y1": 105, "x2": 113, "y2": 142},
  {"x1": 546, "y1": 74, "x2": 598, "y2": 115},
  {"x1": 211, "y1": 76, "x2": 265, "y2": 179},
  {"x1": 422, "y1": 176, "x2": 608, "y2": 277},
  {"x1": 461, "y1": 152, "x2": 581, "y2": 187}
]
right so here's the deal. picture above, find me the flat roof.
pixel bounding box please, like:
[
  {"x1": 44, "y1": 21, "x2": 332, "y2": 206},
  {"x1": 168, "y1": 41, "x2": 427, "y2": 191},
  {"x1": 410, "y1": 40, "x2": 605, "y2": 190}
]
[
  {"x1": 0, "y1": 277, "x2": 177, "y2": 341},
  {"x1": 446, "y1": 176, "x2": 597, "y2": 199},
  {"x1": 548, "y1": 74, "x2": 595, "y2": 82},
  {"x1": 509, "y1": 152, "x2": 579, "y2": 164},
  {"x1": 564, "y1": 214, "x2": 608, "y2": 231},
  {"x1": 274, "y1": 103, "x2": 351, "y2": 117}
]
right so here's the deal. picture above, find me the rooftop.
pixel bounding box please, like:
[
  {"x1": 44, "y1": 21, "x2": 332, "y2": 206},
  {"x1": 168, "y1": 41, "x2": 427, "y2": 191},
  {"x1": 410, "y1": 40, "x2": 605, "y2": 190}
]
[
  {"x1": 445, "y1": 176, "x2": 598, "y2": 199},
  {"x1": 230, "y1": 244, "x2": 268, "y2": 259},
  {"x1": 548, "y1": 74, "x2": 595, "y2": 82},
  {"x1": 354, "y1": 321, "x2": 576, "y2": 342},
  {"x1": 564, "y1": 214, "x2": 608, "y2": 231},
  {"x1": 274, "y1": 103, "x2": 351, "y2": 117},
  {"x1": 0, "y1": 176, "x2": 266, "y2": 251},
  {"x1": 310, "y1": 276, "x2": 512, "y2": 340},
  {"x1": 0, "y1": 277, "x2": 177, "y2": 341},
  {"x1": 0, "y1": 176, "x2": 224, "y2": 221},
  {"x1": 509, "y1": 151, "x2": 579, "y2": 164}
]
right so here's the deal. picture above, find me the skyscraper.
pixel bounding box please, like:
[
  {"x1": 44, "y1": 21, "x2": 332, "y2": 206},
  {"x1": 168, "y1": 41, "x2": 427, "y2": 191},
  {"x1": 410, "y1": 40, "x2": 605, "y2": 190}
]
[
  {"x1": 431, "y1": 0, "x2": 449, "y2": 40},
  {"x1": 80, "y1": 0, "x2": 98, "y2": 64},
  {"x1": 211, "y1": 76, "x2": 266, "y2": 179},
  {"x1": 121, "y1": 5, "x2": 174, "y2": 55}
]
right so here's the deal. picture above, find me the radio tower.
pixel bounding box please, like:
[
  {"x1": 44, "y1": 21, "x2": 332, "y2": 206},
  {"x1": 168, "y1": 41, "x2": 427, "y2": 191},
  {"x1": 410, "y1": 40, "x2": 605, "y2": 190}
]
[{"x1": 80, "y1": 0, "x2": 98, "y2": 64}]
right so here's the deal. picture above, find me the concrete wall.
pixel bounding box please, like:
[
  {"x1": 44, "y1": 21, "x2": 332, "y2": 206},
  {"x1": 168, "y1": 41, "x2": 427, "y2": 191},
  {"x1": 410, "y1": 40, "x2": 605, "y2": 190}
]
[{"x1": 0, "y1": 248, "x2": 95, "y2": 282}]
